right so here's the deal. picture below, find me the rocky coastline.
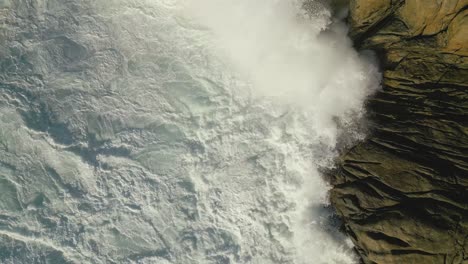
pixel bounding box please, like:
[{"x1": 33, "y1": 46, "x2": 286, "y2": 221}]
[{"x1": 330, "y1": 1, "x2": 468, "y2": 263}]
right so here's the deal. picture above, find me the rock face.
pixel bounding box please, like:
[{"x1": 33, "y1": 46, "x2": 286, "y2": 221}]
[{"x1": 330, "y1": 0, "x2": 468, "y2": 263}]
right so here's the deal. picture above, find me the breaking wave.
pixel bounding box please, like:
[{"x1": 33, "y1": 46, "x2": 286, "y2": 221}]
[{"x1": 0, "y1": 0, "x2": 379, "y2": 263}]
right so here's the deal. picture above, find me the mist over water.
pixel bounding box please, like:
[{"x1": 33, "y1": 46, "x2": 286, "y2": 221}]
[
  {"x1": 185, "y1": 0, "x2": 379, "y2": 148},
  {"x1": 144, "y1": 1, "x2": 378, "y2": 262},
  {"x1": 177, "y1": 1, "x2": 380, "y2": 263},
  {"x1": 1, "y1": 0, "x2": 379, "y2": 263}
]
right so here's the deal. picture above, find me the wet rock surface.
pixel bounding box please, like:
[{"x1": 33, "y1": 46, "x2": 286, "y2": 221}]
[{"x1": 330, "y1": 0, "x2": 468, "y2": 263}]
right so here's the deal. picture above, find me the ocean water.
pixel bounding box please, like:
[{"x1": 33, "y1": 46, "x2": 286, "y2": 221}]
[{"x1": 0, "y1": 0, "x2": 379, "y2": 263}]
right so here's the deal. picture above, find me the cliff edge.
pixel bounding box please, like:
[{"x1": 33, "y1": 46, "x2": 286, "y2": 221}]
[{"x1": 330, "y1": 0, "x2": 468, "y2": 263}]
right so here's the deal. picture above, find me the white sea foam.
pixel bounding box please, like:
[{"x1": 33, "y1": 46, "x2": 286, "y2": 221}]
[
  {"x1": 179, "y1": 1, "x2": 379, "y2": 262},
  {"x1": 0, "y1": 0, "x2": 379, "y2": 263},
  {"x1": 91, "y1": 0, "x2": 380, "y2": 263}
]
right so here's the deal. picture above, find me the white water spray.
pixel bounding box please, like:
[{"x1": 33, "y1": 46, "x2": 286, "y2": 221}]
[
  {"x1": 181, "y1": 2, "x2": 379, "y2": 262},
  {"x1": 92, "y1": 0, "x2": 380, "y2": 263},
  {"x1": 0, "y1": 0, "x2": 379, "y2": 263}
]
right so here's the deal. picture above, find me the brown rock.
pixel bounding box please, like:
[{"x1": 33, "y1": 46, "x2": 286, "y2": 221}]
[
  {"x1": 399, "y1": 0, "x2": 467, "y2": 36},
  {"x1": 330, "y1": 1, "x2": 468, "y2": 263},
  {"x1": 445, "y1": 8, "x2": 468, "y2": 55},
  {"x1": 349, "y1": 0, "x2": 392, "y2": 31}
]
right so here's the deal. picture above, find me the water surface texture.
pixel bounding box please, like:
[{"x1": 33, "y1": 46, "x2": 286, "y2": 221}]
[{"x1": 0, "y1": 0, "x2": 379, "y2": 263}]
